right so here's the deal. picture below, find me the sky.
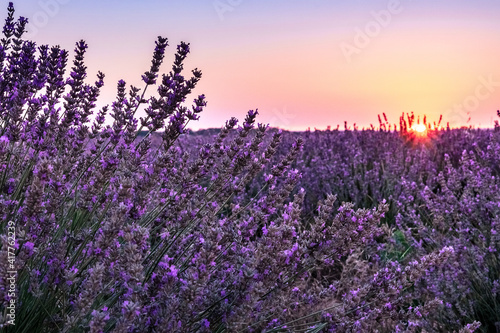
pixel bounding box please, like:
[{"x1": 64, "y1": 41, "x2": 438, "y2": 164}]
[{"x1": 7, "y1": 0, "x2": 500, "y2": 130}]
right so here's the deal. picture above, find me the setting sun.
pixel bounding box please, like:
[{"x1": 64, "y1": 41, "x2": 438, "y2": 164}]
[{"x1": 412, "y1": 124, "x2": 427, "y2": 133}]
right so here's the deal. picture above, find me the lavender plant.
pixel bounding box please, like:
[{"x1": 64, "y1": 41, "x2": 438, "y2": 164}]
[{"x1": 0, "y1": 2, "x2": 488, "y2": 332}]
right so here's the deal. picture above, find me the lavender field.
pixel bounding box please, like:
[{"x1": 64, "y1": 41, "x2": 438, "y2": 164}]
[{"x1": 1, "y1": 2, "x2": 499, "y2": 332}]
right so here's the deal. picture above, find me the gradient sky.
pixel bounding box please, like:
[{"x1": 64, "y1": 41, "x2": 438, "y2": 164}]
[{"x1": 9, "y1": 0, "x2": 500, "y2": 130}]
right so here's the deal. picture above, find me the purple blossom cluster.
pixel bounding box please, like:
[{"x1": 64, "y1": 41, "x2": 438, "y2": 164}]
[
  {"x1": 179, "y1": 121, "x2": 500, "y2": 331},
  {"x1": 164, "y1": 121, "x2": 500, "y2": 332},
  {"x1": 0, "y1": 3, "x2": 493, "y2": 332}
]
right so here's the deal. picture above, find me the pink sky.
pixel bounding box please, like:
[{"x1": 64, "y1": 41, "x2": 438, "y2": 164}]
[{"x1": 11, "y1": 0, "x2": 500, "y2": 130}]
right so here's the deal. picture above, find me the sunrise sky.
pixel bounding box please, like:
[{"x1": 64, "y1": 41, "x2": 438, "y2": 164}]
[{"x1": 11, "y1": 0, "x2": 500, "y2": 130}]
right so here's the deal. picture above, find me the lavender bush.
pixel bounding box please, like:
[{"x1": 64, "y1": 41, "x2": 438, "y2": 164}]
[
  {"x1": 170, "y1": 118, "x2": 500, "y2": 332},
  {"x1": 0, "y1": 2, "x2": 490, "y2": 332}
]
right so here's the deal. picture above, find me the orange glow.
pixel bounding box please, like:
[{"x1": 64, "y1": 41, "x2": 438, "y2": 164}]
[
  {"x1": 413, "y1": 124, "x2": 427, "y2": 132},
  {"x1": 411, "y1": 124, "x2": 428, "y2": 135}
]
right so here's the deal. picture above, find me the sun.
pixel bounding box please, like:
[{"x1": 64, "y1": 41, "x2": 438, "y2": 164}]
[{"x1": 412, "y1": 124, "x2": 427, "y2": 133}]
